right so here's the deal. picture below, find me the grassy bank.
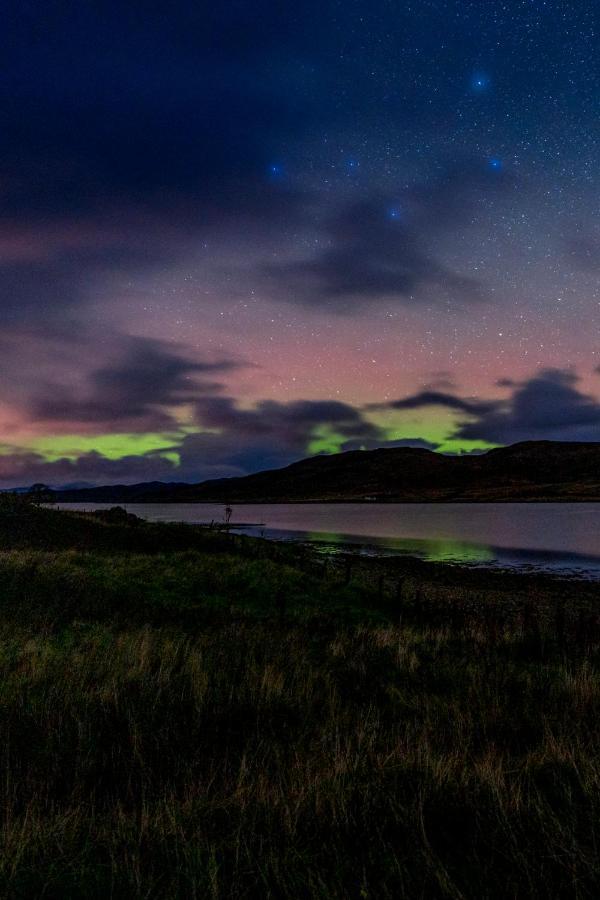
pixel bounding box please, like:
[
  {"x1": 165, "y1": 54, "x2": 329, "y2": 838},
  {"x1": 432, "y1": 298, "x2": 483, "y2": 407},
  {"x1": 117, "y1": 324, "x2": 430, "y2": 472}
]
[{"x1": 1, "y1": 499, "x2": 600, "y2": 898}]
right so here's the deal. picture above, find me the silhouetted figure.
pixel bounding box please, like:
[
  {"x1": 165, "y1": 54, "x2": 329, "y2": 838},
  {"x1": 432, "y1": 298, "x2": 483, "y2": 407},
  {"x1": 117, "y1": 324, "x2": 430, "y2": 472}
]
[{"x1": 225, "y1": 505, "x2": 233, "y2": 525}]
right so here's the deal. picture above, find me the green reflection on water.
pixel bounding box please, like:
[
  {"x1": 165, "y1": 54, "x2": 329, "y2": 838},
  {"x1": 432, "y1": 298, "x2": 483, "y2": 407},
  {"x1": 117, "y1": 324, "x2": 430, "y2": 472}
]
[
  {"x1": 306, "y1": 531, "x2": 345, "y2": 555},
  {"x1": 305, "y1": 531, "x2": 494, "y2": 563},
  {"x1": 380, "y1": 537, "x2": 494, "y2": 563}
]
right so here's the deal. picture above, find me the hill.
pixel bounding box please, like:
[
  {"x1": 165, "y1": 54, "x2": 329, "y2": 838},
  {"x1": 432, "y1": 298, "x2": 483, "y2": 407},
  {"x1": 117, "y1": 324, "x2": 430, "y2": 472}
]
[{"x1": 50, "y1": 440, "x2": 600, "y2": 503}]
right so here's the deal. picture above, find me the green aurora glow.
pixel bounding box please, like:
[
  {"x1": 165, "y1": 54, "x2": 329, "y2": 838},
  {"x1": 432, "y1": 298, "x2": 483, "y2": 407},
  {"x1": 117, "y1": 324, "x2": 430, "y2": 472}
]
[
  {"x1": 3, "y1": 408, "x2": 499, "y2": 477},
  {"x1": 308, "y1": 408, "x2": 497, "y2": 457}
]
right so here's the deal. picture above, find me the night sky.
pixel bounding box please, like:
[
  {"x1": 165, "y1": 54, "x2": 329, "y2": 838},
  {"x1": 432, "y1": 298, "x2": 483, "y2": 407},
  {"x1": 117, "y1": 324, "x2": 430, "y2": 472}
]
[{"x1": 1, "y1": 1, "x2": 599, "y2": 487}]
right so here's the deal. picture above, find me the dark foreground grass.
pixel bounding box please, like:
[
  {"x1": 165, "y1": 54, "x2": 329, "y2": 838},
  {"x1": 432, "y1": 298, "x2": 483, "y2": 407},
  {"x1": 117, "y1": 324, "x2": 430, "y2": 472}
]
[{"x1": 0, "y1": 501, "x2": 600, "y2": 898}]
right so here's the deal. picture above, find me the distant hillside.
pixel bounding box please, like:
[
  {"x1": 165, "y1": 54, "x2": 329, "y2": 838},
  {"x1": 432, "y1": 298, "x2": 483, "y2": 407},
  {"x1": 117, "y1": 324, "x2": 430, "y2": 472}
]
[{"x1": 49, "y1": 441, "x2": 600, "y2": 503}]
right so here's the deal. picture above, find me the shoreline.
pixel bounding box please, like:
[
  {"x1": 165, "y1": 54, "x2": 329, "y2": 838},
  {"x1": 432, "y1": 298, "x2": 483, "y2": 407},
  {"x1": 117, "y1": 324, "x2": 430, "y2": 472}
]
[
  {"x1": 54, "y1": 496, "x2": 600, "y2": 504},
  {"x1": 52, "y1": 502, "x2": 600, "y2": 582}
]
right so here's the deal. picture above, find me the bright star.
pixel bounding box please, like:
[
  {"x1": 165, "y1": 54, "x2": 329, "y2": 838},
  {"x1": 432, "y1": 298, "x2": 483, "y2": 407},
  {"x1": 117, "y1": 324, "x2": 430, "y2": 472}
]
[{"x1": 471, "y1": 72, "x2": 490, "y2": 91}]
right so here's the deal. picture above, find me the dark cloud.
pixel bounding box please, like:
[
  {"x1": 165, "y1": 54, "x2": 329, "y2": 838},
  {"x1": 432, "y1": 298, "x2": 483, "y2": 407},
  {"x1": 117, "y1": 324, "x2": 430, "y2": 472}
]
[
  {"x1": 167, "y1": 397, "x2": 441, "y2": 481},
  {"x1": 0, "y1": 2, "x2": 313, "y2": 323},
  {"x1": 0, "y1": 242, "x2": 167, "y2": 321},
  {"x1": 454, "y1": 369, "x2": 600, "y2": 444},
  {"x1": 196, "y1": 396, "x2": 376, "y2": 439},
  {"x1": 0, "y1": 449, "x2": 181, "y2": 490},
  {"x1": 0, "y1": 394, "x2": 442, "y2": 487},
  {"x1": 0, "y1": 190, "x2": 306, "y2": 324},
  {"x1": 371, "y1": 390, "x2": 496, "y2": 416},
  {"x1": 0, "y1": 3, "x2": 316, "y2": 215},
  {"x1": 192, "y1": 396, "x2": 382, "y2": 471},
  {"x1": 381, "y1": 369, "x2": 600, "y2": 445},
  {"x1": 265, "y1": 164, "x2": 509, "y2": 309},
  {"x1": 4, "y1": 364, "x2": 599, "y2": 489},
  {"x1": 24, "y1": 335, "x2": 242, "y2": 433},
  {"x1": 0, "y1": 4, "x2": 515, "y2": 327}
]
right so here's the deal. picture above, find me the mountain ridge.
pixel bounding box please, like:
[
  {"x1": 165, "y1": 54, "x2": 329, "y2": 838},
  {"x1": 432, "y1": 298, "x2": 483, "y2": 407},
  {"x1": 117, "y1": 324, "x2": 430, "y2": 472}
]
[{"x1": 45, "y1": 441, "x2": 600, "y2": 503}]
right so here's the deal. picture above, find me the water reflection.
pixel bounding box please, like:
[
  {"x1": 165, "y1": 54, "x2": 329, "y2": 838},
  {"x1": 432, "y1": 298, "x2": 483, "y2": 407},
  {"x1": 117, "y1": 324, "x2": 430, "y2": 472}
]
[
  {"x1": 300, "y1": 531, "x2": 495, "y2": 564},
  {"x1": 57, "y1": 502, "x2": 600, "y2": 578},
  {"x1": 233, "y1": 525, "x2": 600, "y2": 578}
]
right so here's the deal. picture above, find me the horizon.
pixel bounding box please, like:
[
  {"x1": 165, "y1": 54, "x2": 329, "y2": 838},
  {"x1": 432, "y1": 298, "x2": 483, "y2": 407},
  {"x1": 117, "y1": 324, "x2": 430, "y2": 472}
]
[
  {"x1": 1, "y1": 2, "x2": 599, "y2": 486},
  {"x1": 15, "y1": 438, "x2": 600, "y2": 492}
]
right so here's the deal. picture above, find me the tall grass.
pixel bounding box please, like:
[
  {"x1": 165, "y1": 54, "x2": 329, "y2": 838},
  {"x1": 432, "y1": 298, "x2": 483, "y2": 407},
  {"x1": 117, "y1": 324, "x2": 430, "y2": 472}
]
[
  {"x1": 1, "y1": 619, "x2": 600, "y2": 898},
  {"x1": 0, "y1": 505, "x2": 598, "y2": 897}
]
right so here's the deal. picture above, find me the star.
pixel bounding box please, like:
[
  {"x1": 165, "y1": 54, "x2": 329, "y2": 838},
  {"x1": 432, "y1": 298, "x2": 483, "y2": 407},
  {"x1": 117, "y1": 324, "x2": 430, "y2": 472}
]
[{"x1": 471, "y1": 73, "x2": 490, "y2": 92}]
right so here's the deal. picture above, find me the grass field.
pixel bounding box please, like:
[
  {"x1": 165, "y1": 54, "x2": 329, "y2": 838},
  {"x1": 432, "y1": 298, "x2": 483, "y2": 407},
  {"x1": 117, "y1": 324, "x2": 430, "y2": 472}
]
[{"x1": 1, "y1": 498, "x2": 599, "y2": 898}]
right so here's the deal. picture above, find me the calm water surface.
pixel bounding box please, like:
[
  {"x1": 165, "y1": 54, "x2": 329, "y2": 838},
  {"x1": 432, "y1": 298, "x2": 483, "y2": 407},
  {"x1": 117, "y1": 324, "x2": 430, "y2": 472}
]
[{"x1": 60, "y1": 502, "x2": 600, "y2": 578}]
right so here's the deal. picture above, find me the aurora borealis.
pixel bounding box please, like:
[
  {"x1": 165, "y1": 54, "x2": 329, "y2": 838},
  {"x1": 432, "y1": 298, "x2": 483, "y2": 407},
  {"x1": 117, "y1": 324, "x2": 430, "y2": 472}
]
[{"x1": 1, "y1": 1, "x2": 599, "y2": 487}]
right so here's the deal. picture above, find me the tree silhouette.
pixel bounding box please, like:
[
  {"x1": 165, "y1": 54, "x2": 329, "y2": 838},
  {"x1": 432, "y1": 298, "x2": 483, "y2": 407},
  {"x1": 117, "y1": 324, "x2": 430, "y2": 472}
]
[{"x1": 28, "y1": 484, "x2": 54, "y2": 505}]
